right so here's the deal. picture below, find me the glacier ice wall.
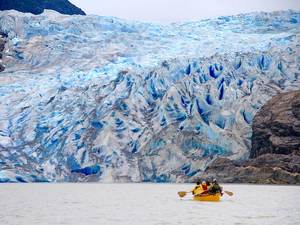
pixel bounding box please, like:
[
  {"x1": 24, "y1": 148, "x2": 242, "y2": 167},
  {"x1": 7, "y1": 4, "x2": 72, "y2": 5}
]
[{"x1": 0, "y1": 10, "x2": 299, "y2": 182}]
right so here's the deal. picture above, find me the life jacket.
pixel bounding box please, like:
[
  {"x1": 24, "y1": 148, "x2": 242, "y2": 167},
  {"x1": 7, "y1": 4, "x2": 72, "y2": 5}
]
[
  {"x1": 192, "y1": 185, "x2": 201, "y2": 195},
  {"x1": 208, "y1": 183, "x2": 222, "y2": 195},
  {"x1": 201, "y1": 184, "x2": 208, "y2": 191}
]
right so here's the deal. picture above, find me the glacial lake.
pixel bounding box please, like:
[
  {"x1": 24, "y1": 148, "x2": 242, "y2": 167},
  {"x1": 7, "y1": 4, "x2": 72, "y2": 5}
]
[{"x1": 0, "y1": 183, "x2": 299, "y2": 225}]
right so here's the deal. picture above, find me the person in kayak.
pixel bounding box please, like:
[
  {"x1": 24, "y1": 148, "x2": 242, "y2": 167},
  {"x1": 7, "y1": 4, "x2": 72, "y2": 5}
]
[
  {"x1": 208, "y1": 178, "x2": 223, "y2": 195},
  {"x1": 200, "y1": 181, "x2": 209, "y2": 195},
  {"x1": 192, "y1": 181, "x2": 211, "y2": 196},
  {"x1": 192, "y1": 181, "x2": 202, "y2": 195}
]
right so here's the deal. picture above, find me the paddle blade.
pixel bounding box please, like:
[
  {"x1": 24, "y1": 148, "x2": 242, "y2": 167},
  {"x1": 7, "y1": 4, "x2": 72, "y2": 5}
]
[
  {"x1": 224, "y1": 190, "x2": 234, "y2": 196},
  {"x1": 178, "y1": 191, "x2": 187, "y2": 198}
]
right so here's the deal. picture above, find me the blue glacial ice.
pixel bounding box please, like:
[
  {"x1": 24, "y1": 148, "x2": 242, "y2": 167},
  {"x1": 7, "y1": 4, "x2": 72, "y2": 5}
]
[{"x1": 0, "y1": 10, "x2": 299, "y2": 182}]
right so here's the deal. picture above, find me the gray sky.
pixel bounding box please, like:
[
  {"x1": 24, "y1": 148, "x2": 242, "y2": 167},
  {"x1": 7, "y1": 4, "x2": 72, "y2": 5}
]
[{"x1": 70, "y1": 0, "x2": 300, "y2": 23}]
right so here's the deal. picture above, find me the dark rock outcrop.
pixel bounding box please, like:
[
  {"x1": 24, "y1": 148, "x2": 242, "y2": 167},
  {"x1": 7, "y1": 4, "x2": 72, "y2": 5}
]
[
  {"x1": 251, "y1": 91, "x2": 300, "y2": 158},
  {"x1": 193, "y1": 91, "x2": 300, "y2": 184},
  {"x1": 0, "y1": 0, "x2": 86, "y2": 15},
  {"x1": 199, "y1": 153, "x2": 300, "y2": 184},
  {"x1": 0, "y1": 35, "x2": 6, "y2": 72}
]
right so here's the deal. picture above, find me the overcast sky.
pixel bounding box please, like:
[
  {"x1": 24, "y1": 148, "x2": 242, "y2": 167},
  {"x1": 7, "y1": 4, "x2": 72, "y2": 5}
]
[{"x1": 70, "y1": 0, "x2": 300, "y2": 23}]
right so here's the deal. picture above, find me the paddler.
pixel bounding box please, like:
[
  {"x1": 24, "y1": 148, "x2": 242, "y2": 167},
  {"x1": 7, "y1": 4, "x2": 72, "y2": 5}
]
[
  {"x1": 200, "y1": 181, "x2": 209, "y2": 195},
  {"x1": 192, "y1": 181, "x2": 202, "y2": 195},
  {"x1": 208, "y1": 178, "x2": 223, "y2": 195}
]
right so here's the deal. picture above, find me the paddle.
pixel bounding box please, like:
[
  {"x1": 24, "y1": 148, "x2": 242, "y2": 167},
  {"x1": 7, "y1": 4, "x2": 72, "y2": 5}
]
[
  {"x1": 224, "y1": 190, "x2": 234, "y2": 196},
  {"x1": 178, "y1": 188, "x2": 233, "y2": 198},
  {"x1": 178, "y1": 190, "x2": 207, "y2": 198},
  {"x1": 194, "y1": 190, "x2": 208, "y2": 197},
  {"x1": 194, "y1": 190, "x2": 233, "y2": 197},
  {"x1": 177, "y1": 191, "x2": 192, "y2": 198}
]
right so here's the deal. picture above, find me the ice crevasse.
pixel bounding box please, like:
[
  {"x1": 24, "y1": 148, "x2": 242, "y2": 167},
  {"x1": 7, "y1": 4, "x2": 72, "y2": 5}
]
[{"x1": 0, "y1": 10, "x2": 299, "y2": 182}]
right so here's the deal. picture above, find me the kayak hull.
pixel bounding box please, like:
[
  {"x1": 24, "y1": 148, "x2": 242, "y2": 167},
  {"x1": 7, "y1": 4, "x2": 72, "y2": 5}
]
[{"x1": 193, "y1": 193, "x2": 221, "y2": 202}]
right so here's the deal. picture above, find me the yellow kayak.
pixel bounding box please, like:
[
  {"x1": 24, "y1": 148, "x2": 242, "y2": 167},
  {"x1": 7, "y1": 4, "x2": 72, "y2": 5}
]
[{"x1": 193, "y1": 193, "x2": 221, "y2": 202}]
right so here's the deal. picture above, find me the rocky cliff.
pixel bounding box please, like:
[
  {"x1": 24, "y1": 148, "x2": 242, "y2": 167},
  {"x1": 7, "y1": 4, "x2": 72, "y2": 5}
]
[
  {"x1": 201, "y1": 153, "x2": 300, "y2": 184},
  {"x1": 201, "y1": 91, "x2": 300, "y2": 184},
  {"x1": 251, "y1": 91, "x2": 300, "y2": 157},
  {"x1": 0, "y1": 32, "x2": 7, "y2": 72},
  {"x1": 0, "y1": 35, "x2": 5, "y2": 72},
  {"x1": 0, "y1": 0, "x2": 85, "y2": 15}
]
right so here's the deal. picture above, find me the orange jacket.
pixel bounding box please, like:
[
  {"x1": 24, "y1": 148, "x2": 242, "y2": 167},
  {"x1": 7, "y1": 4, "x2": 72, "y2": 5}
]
[{"x1": 201, "y1": 184, "x2": 208, "y2": 191}]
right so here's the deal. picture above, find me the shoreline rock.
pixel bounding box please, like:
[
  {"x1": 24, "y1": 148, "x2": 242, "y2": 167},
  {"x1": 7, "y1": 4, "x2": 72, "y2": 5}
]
[{"x1": 196, "y1": 153, "x2": 300, "y2": 184}]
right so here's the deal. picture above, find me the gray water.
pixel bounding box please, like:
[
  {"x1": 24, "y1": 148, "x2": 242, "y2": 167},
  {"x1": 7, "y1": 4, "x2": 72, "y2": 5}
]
[{"x1": 0, "y1": 184, "x2": 299, "y2": 225}]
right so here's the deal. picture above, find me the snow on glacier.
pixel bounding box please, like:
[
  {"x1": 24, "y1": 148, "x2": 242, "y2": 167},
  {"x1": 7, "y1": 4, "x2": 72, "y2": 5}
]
[{"x1": 0, "y1": 10, "x2": 299, "y2": 182}]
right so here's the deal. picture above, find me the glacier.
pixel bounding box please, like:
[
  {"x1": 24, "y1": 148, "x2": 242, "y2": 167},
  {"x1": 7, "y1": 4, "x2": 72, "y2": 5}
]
[{"x1": 0, "y1": 10, "x2": 299, "y2": 182}]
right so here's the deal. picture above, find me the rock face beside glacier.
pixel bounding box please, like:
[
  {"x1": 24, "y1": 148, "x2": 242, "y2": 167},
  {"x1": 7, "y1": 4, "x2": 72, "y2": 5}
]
[
  {"x1": 200, "y1": 153, "x2": 300, "y2": 184},
  {"x1": 0, "y1": 34, "x2": 5, "y2": 72},
  {"x1": 251, "y1": 91, "x2": 300, "y2": 157},
  {"x1": 197, "y1": 91, "x2": 300, "y2": 184},
  {"x1": 0, "y1": 10, "x2": 299, "y2": 182}
]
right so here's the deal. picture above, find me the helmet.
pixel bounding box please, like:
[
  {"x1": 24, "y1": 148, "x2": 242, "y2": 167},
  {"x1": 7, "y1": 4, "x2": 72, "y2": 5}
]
[
  {"x1": 212, "y1": 178, "x2": 217, "y2": 183},
  {"x1": 202, "y1": 181, "x2": 206, "y2": 185}
]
